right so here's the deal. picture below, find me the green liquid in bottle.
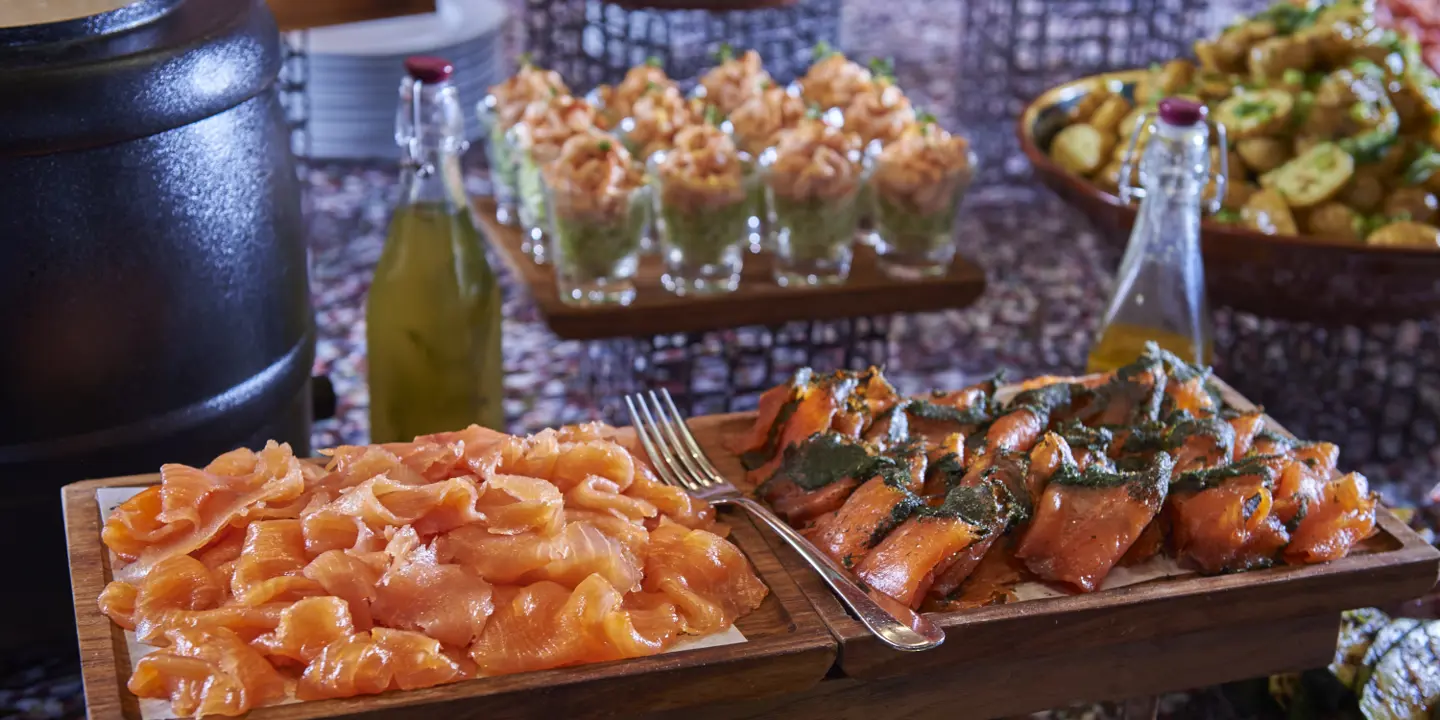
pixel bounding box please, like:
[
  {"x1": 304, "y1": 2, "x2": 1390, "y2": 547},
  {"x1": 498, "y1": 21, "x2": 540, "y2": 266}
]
[
  {"x1": 367, "y1": 63, "x2": 504, "y2": 443},
  {"x1": 367, "y1": 204, "x2": 504, "y2": 442}
]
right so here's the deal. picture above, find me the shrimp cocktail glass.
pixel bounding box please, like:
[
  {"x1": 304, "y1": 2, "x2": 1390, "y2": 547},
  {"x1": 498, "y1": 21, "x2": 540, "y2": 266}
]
[
  {"x1": 649, "y1": 125, "x2": 752, "y2": 295},
  {"x1": 841, "y1": 75, "x2": 915, "y2": 234},
  {"x1": 726, "y1": 82, "x2": 807, "y2": 252},
  {"x1": 476, "y1": 59, "x2": 567, "y2": 227},
  {"x1": 869, "y1": 122, "x2": 976, "y2": 279},
  {"x1": 543, "y1": 132, "x2": 650, "y2": 306},
  {"x1": 762, "y1": 121, "x2": 867, "y2": 287},
  {"x1": 510, "y1": 93, "x2": 599, "y2": 263}
]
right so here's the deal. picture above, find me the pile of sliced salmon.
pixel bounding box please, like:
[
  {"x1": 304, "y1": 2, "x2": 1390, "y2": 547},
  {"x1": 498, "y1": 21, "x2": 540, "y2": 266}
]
[
  {"x1": 98, "y1": 424, "x2": 767, "y2": 717},
  {"x1": 738, "y1": 345, "x2": 1378, "y2": 613}
]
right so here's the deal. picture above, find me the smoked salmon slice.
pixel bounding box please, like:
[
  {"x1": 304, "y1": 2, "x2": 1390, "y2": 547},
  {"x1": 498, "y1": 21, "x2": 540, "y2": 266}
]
[
  {"x1": 129, "y1": 627, "x2": 287, "y2": 717},
  {"x1": 1167, "y1": 461, "x2": 1290, "y2": 573},
  {"x1": 1284, "y1": 471, "x2": 1377, "y2": 564},
  {"x1": 854, "y1": 482, "x2": 1002, "y2": 609},
  {"x1": 807, "y1": 474, "x2": 921, "y2": 569},
  {"x1": 297, "y1": 627, "x2": 466, "y2": 700},
  {"x1": 1016, "y1": 453, "x2": 1172, "y2": 592},
  {"x1": 643, "y1": 520, "x2": 768, "y2": 634}
]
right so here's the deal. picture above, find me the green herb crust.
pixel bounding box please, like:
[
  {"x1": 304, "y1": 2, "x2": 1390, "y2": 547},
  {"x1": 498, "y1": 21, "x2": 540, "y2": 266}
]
[
  {"x1": 1172, "y1": 453, "x2": 1281, "y2": 494},
  {"x1": 758, "y1": 432, "x2": 874, "y2": 493},
  {"x1": 1050, "y1": 452, "x2": 1173, "y2": 506},
  {"x1": 868, "y1": 490, "x2": 924, "y2": 548},
  {"x1": 919, "y1": 481, "x2": 1001, "y2": 528},
  {"x1": 1056, "y1": 420, "x2": 1114, "y2": 452},
  {"x1": 905, "y1": 399, "x2": 993, "y2": 427}
]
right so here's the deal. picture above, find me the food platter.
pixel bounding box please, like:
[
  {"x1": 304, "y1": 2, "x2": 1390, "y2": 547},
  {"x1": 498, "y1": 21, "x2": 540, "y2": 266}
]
[
  {"x1": 63, "y1": 376, "x2": 1440, "y2": 719},
  {"x1": 1019, "y1": 69, "x2": 1440, "y2": 325},
  {"x1": 63, "y1": 470, "x2": 836, "y2": 720},
  {"x1": 474, "y1": 197, "x2": 987, "y2": 341},
  {"x1": 682, "y1": 375, "x2": 1440, "y2": 692}
]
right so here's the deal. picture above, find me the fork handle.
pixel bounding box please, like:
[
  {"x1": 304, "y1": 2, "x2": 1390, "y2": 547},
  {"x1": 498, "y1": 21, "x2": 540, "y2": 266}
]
[{"x1": 723, "y1": 497, "x2": 945, "y2": 652}]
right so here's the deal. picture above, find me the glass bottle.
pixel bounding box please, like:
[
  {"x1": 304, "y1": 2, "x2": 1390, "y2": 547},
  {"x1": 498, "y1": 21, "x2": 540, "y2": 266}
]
[
  {"x1": 367, "y1": 56, "x2": 505, "y2": 442},
  {"x1": 1087, "y1": 98, "x2": 1228, "y2": 374}
]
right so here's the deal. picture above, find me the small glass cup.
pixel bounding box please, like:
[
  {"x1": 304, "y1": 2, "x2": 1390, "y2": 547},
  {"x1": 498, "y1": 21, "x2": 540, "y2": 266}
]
[
  {"x1": 761, "y1": 147, "x2": 865, "y2": 287},
  {"x1": 476, "y1": 95, "x2": 519, "y2": 227},
  {"x1": 870, "y1": 150, "x2": 977, "y2": 279},
  {"x1": 648, "y1": 151, "x2": 750, "y2": 295},
  {"x1": 544, "y1": 175, "x2": 649, "y2": 306},
  {"x1": 509, "y1": 128, "x2": 552, "y2": 263}
]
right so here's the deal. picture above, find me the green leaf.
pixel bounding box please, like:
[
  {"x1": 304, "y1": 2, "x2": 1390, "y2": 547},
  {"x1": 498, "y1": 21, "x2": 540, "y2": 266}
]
[
  {"x1": 714, "y1": 43, "x2": 735, "y2": 63},
  {"x1": 916, "y1": 110, "x2": 937, "y2": 126},
  {"x1": 645, "y1": 55, "x2": 663, "y2": 68},
  {"x1": 597, "y1": 139, "x2": 613, "y2": 152},
  {"x1": 811, "y1": 40, "x2": 836, "y2": 62},
  {"x1": 517, "y1": 52, "x2": 534, "y2": 67},
  {"x1": 1404, "y1": 146, "x2": 1440, "y2": 186},
  {"x1": 867, "y1": 56, "x2": 895, "y2": 81}
]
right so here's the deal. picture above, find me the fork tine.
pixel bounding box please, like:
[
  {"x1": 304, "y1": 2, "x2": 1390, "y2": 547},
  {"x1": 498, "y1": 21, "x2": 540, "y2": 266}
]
[
  {"x1": 659, "y1": 388, "x2": 728, "y2": 483},
  {"x1": 628, "y1": 394, "x2": 699, "y2": 491},
  {"x1": 624, "y1": 395, "x2": 690, "y2": 490},
  {"x1": 646, "y1": 390, "x2": 714, "y2": 488}
]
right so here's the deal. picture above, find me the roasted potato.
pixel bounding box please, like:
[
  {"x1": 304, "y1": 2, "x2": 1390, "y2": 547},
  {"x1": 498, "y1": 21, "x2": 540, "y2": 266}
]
[
  {"x1": 1242, "y1": 188, "x2": 1300, "y2": 235},
  {"x1": 1248, "y1": 35, "x2": 1315, "y2": 82},
  {"x1": 1338, "y1": 171, "x2": 1387, "y2": 213},
  {"x1": 1050, "y1": 123, "x2": 1112, "y2": 176},
  {"x1": 1158, "y1": 60, "x2": 1195, "y2": 95},
  {"x1": 1202, "y1": 21, "x2": 1278, "y2": 74},
  {"x1": 1367, "y1": 220, "x2": 1440, "y2": 247},
  {"x1": 1382, "y1": 187, "x2": 1439, "y2": 224},
  {"x1": 1089, "y1": 96, "x2": 1132, "y2": 136},
  {"x1": 1266, "y1": 141, "x2": 1355, "y2": 207},
  {"x1": 1236, "y1": 136, "x2": 1293, "y2": 174},
  {"x1": 1304, "y1": 201, "x2": 1364, "y2": 241},
  {"x1": 1068, "y1": 91, "x2": 1110, "y2": 124},
  {"x1": 1216, "y1": 89, "x2": 1295, "y2": 139},
  {"x1": 1094, "y1": 159, "x2": 1136, "y2": 195},
  {"x1": 1118, "y1": 107, "x2": 1152, "y2": 143}
]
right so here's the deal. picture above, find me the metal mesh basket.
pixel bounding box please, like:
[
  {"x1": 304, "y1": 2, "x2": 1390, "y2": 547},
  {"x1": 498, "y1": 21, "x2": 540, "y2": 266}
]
[
  {"x1": 956, "y1": 0, "x2": 1216, "y2": 191},
  {"x1": 522, "y1": 0, "x2": 840, "y2": 91}
]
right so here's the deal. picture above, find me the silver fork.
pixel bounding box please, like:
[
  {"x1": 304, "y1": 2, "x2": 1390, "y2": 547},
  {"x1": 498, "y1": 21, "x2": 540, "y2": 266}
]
[{"x1": 625, "y1": 389, "x2": 945, "y2": 652}]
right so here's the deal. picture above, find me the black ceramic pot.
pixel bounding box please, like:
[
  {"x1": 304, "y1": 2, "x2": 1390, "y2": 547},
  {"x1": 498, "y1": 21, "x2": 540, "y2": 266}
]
[{"x1": 0, "y1": 0, "x2": 314, "y2": 655}]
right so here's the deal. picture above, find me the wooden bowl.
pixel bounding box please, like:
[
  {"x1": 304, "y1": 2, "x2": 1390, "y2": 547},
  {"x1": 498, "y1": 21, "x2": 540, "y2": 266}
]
[{"x1": 1018, "y1": 69, "x2": 1440, "y2": 325}]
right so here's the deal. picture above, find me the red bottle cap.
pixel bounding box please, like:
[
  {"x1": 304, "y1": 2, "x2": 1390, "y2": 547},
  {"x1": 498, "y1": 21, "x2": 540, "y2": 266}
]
[
  {"x1": 404, "y1": 56, "x2": 454, "y2": 83},
  {"x1": 1157, "y1": 97, "x2": 1206, "y2": 127}
]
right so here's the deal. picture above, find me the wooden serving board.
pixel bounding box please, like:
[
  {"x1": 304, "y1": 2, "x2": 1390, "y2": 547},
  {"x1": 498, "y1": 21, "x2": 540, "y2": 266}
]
[
  {"x1": 677, "y1": 381, "x2": 1440, "y2": 714},
  {"x1": 475, "y1": 198, "x2": 988, "y2": 341},
  {"x1": 63, "y1": 474, "x2": 836, "y2": 720}
]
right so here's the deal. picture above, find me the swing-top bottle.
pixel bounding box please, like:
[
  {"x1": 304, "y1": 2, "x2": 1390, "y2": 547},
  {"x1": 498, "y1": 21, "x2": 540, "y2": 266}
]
[{"x1": 1087, "y1": 97, "x2": 1228, "y2": 373}]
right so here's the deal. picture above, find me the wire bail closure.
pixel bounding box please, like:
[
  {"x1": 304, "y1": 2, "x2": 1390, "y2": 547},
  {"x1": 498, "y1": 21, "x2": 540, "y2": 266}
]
[{"x1": 1117, "y1": 111, "x2": 1229, "y2": 216}]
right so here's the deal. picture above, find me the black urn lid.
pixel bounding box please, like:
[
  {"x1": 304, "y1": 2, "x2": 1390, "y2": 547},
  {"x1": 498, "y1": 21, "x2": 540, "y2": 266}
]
[{"x1": 0, "y1": 0, "x2": 283, "y2": 157}]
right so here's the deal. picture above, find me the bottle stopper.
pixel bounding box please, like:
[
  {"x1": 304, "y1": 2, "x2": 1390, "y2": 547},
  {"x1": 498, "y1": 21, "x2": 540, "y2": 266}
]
[
  {"x1": 1157, "y1": 97, "x2": 1206, "y2": 127},
  {"x1": 405, "y1": 56, "x2": 455, "y2": 84}
]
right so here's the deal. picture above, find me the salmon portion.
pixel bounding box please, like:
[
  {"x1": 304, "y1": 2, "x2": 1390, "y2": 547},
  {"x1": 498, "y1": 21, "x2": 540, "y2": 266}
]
[
  {"x1": 926, "y1": 538, "x2": 1025, "y2": 612},
  {"x1": 805, "y1": 476, "x2": 920, "y2": 568},
  {"x1": 1168, "y1": 473, "x2": 1290, "y2": 573},
  {"x1": 643, "y1": 520, "x2": 769, "y2": 634},
  {"x1": 747, "y1": 377, "x2": 854, "y2": 486},
  {"x1": 769, "y1": 477, "x2": 862, "y2": 526},
  {"x1": 470, "y1": 575, "x2": 681, "y2": 676},
  {"x1": 298, "y1": 627, "x2": 466, "y2": 700},
  {"x1": 101, "y1": 424, "x2": 768, "y2": 715},
  {"x1": 855, "y1": 514, "x2": 986, "y2": 609},
  {"x1": 1017, "y1": 454, "x2": 1172, "y2": 592},
  {"x1": 1285, "y1": 472, "x2": 1377, "y2": 564},
  {"x1": 129, "y1": 627, "x2": 287, "y2": 717},
  {"x1": 253, "y1": 596, "x2": 355, "y2": 665}
]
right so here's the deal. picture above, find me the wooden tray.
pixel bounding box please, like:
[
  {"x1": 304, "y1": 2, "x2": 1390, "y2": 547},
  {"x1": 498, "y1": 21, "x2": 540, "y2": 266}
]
[
  {"x1": 678, "y1": 379, "x2": 1440, "y2": 709},
  {"x1": 475, "y1": 198, "x2": 987, "y2": 341},
  {"x1": 64, "y1": 474, "x2": 836, "y2": 720}
]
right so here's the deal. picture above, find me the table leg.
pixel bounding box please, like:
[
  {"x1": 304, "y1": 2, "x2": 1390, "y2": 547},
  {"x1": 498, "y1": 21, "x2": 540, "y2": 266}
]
[{"x1": 1121, "y1": 695, "x2": 1160, "y2": 720}]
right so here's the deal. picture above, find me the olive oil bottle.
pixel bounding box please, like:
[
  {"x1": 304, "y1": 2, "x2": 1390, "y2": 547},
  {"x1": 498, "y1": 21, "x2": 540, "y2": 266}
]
[
  {"x1": 367, "y1": 57, "x2": 504, "y2": 442},
  {"x1": 1088, "y1": 98, "x2": 1224, "y2": 374}
]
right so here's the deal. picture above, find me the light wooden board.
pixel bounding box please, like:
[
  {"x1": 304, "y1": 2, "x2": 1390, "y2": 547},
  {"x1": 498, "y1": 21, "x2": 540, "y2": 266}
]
[
  {"x1": 64, "y1": 473, "x2": 836, "y2": 720},
  {"x1": 475, "y1": 197, "x2": 988, "y2": 341}
]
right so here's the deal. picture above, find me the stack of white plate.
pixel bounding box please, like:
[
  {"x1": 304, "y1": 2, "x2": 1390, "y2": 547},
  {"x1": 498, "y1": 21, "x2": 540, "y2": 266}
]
[{"x1": 305, "y1": 0, "x2": 507, "y2": 161}]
